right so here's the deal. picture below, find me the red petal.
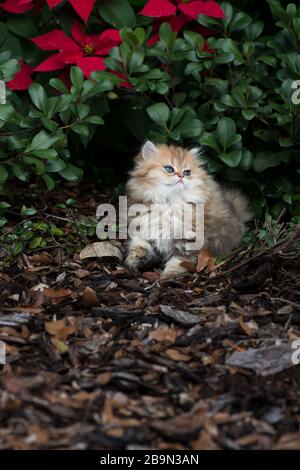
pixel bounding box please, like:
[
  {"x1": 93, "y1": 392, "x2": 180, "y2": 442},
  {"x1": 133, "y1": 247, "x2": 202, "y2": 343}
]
[
  {"x1": 147, "y1": 33, "x2": 160, "y2": 46},
  {"x1": 34, "y1": 53, "x2": 65, "y2": 72},
  {"x1": 110, "y1": 71, "x2": 133, "y2": 89},
  {"x1": 76, "y1": 57, "x2": 106, "y2": 78},
  {"x1": 57, "y1": 47, "x2": 82, "y2": 64},
  {"x1": 140, "y1": 0, "x2": 176, "y2": 18},
  {"x1": 169, "y1": 13, "x2": 189, "y2": 31},
  {"x1": 46, "y1": 0, "x2": 62, "y2": 7},
  {"x1": 71, "y1": 21, "x2": 86, "y2": 45},
  {"x1": 6, "y1": 61, "x2": 34, "y2": 90},
  {"x1": 32, "y1": 29, "x2": 77, "y2": 51},
  {"x1": 178, "y1": 1, "x2": 224, "y2": 19},
  {"x1": 68, "y1": 0, "x2": 95, "y2": 22},
  {"x1": 95, "y1": 29, "x2": 121, "y2": 56},
  {"x1": 1, "y1": 0, "x2": 33, "y2": 14}
]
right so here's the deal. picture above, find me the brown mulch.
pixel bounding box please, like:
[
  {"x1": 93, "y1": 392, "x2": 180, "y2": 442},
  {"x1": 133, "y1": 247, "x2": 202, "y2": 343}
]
[{"x1": 0, "y1": 186, "x2": 300, "y2": 450}]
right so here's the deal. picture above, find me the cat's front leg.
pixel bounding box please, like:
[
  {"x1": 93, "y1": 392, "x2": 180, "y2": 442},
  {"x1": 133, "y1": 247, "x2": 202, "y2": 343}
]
[
  {"x1": 125, "y1": 239, "x2": 155, "y2": 274},
  {"x1": 161, "y1": 255, "x2": 197, "y2": 280}
]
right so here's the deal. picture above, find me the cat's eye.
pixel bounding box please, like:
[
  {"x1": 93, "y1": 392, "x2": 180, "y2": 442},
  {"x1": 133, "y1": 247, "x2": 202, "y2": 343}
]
[
  {"x1": 183, "y1": 169, "x2": 191, "y2": 177},
  {"x1": 164, "y1": 165, "x2": 175, "y2": 174}
]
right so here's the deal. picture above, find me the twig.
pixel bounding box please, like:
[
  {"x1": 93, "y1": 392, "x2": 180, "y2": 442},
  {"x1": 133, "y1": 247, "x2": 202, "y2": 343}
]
[{"x1": 217, "y1": 224, "x2": 300, "y2": 277}]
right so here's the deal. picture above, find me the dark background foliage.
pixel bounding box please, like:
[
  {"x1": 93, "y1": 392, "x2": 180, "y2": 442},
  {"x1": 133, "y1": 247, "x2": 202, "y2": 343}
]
[{"x1": 0, "y1": 0, "x2": 299, "y2": 227}]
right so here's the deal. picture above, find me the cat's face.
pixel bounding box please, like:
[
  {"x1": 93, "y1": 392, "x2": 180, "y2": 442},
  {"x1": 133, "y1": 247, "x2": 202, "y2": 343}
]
[{"x1": 127, "y1": 141, "x2": 209, "y2": 202}]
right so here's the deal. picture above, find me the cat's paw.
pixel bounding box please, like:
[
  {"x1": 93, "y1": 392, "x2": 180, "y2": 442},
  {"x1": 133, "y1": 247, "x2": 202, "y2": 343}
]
[{"x1": 124, "y1": 251, "x2": 149, "y2": 274}]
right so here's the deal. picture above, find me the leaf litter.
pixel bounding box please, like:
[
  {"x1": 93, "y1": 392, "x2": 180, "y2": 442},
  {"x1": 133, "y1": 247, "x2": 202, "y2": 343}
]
[{"x1": 0, "y1": 189, "x2": 300, "y2": 450}]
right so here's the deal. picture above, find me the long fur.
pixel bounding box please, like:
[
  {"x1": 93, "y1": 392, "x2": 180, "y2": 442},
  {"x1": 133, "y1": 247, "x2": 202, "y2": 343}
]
[{"x1": 125, "y1": 142, "x2": 251, "y2": 278}]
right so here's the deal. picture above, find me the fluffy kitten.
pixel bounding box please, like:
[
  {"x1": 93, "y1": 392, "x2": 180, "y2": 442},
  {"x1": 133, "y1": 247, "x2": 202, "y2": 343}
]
[{"x1": 125, "y1": 141, "x2": 251, "y2": 279}]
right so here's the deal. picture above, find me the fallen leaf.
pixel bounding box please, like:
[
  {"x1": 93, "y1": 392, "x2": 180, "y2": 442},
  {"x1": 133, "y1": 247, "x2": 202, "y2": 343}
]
[
  {"x1": 165, "y1": 348, "x2": 191, "y2": 362},
  {"x1": 44, "y1": 287, "x2": 73, "y2": 299},
  {"x1": 45, "y1": 319, "x2": 77, "y2": 342},
  {"x1": 82, "y1": 286, "x2": 99, "y2": 306},
  {"x1": 30, "y1": 252, "x2": 54, "y2": 265},
  {"x1": 196, "y1": 249, "x2": 216, "y2": 273},
  {"x1": 226, "y1": 344, "x2": 295, "y2": 376},
  {"x1": 142, "y1": 271, "x2": 160, "y2": 282},
  {"x1": 79, "y1": 242, "x2": 123, "y2": 261},
  {"x1": 149, "y1": 325, "x2": 177, "y2": 343},
  {"x1": 160, "y1": 304, "x2": 200, "y2": 326},
  {"x1": 74, "y1": 269, "x2": 90, "y2": 279}
]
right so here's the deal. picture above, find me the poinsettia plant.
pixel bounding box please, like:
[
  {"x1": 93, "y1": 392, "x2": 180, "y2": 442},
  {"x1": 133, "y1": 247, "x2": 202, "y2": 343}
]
[{"x1": 0, "y1": 0, "x2": 299, "y2": 227}]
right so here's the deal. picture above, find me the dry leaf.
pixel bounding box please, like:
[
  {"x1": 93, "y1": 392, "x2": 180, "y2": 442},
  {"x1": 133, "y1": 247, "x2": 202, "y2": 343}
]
[
  {"x1": 82, "y1": 286, "x2": 99, "y2": 306},
  {"x1": 196, "y1": 248, "x2": 216, "y2": 273},
  {"x1": 149, "y1": 326, "x2": 177, "y2": 343},
  {"x1": 165, "y1": 348, "x2": 191, "y2": 362},
  {"x1": 44, "y1": 287, "x2": 72, "y2": 299},
  {"x1": 45, "y1": 319, "x2": 77, "y2": 342},
  {"x1": 79, "y1": 242, "x2": 122, "y2": 261}
]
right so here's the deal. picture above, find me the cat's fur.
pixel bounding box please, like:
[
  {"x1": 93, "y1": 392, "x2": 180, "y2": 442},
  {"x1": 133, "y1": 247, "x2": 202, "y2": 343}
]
[{"x1": 125, "y1": 141, "x2": 251, "y2": 279}]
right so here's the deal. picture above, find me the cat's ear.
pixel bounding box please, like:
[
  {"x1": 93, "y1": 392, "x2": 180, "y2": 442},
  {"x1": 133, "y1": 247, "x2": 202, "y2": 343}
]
[
  {"x1": 141, "y1": 140, "x2": 158, "y2": 159},
  {"x1": 190, "y1": 146, "x2": 205, "y2": 165}
]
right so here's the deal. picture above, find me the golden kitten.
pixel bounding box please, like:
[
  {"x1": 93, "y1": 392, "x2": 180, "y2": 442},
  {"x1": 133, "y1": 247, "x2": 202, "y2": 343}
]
[{"x1": 125, "y1": 141, "x2": 251, "y2": 279}]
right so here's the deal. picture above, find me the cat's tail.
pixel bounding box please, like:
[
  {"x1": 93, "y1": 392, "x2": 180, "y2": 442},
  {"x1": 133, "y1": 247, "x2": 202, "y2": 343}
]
[{"x1": 223, "y1": 188, "x2": 252, "y2": 224}]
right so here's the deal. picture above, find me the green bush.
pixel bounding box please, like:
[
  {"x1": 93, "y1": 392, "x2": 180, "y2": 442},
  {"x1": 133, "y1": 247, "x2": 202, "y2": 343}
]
[{"x1": 0, "y1": 0, "x2": 299, "y2": 227}]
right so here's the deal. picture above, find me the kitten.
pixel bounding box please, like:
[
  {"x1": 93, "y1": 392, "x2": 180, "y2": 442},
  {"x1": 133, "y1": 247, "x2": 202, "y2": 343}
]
[{"x1": 125, "y1": 141, "x2": 251, "y2": 279}]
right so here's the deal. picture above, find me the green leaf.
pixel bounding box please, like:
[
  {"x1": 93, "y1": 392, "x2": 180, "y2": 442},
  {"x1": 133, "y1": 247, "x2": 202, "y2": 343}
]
[
  {"x1": 46, "y1": 159, "x2": 66, "y2": 173},
  {"x1": 43, "y1": 174, "x2": 55, "y2": 190},
  {"x1": 21, "y1": 205, "x2": 37, "y2": 217},
  {"x1": 7, "y1": 16, "x2": 38, "y2": 38},
  {"x1": 216, "y1": 117, "x2": 236, "y2": 151},
  {"x1": 31, "y1": 149, "x2": 58, "y2": 160},
  {"x1": 99, "y1": 0, "x2": 136, "y2": 28},
  {"x1": 70, "y1": 66, "x2": 84, "y2": 92},
  {"x1": 0, "y1": 104, "x2": 15, "y2": 121},
  {"x1": 25, "y1": 131, "x2": 60, "y2": 153},
  {"x1": 84, "y1": 115, "x2": 104, "y2": 125},
  {"x1": 49, "y1": 78, "x2": 69, "y2": 94},
  {"x1": 200, "y1": 132, "x2": 220, "y2": 152},
  {"x1": 146, "y1": 103, "x2": 170, "y2": 127},
  {"x1": 29, "y1": 236, "x2": 44, "y2": 249},
  {"x1": 293, "y1": 18, "x2": 300, "y2": 40},
  {"x1": 12, "y1": 162, "x2": 29, "y2": 182},
  {"x1": 219, "y1": 150, "x2": 242, "y2": 168},
  {"x1": 242, "y1": 110, "x2": 256, "y2": 120},
  {"x1": 0, "y1": 22, "x2": 7, "y2": 47},
  {"x1": 220, "y1": 39, "x2": 244, "y2": 64},
  {"x1": 23, "y1": 156, "x2": 46, "y2": 175},
  {"x1": 0, "y1": 164, "x2": 8, "y2": 185},
  {"x1": 229, "y1": 12, "x2": 251, "y2": 33},
  {"x1": 29, "y1": 83, "x2": 48, "y2": 113},
  {"x1": 159, "y1": 22, "x2": 176, "y2": 49},
  {"x1": 59, "y1": 163, "x2": 83, "y2": 182},
  {"x1": 253, "y1": 152, "x2": 281, "y2": 173},
  {"x1": 71, "y1": 124, "x2": 89, "y2": 137},
  {"x1": 0, "y1": 201, "x2": 10, "y2": 211}
]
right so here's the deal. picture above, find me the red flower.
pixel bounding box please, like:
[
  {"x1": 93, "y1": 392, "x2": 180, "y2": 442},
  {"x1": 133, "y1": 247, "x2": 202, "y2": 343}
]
[
  {"x1": 32, "y1": 22, "x2": 121, "y2": 78},
  {"x1": 0, "y1": 0, "x2": 96, "y2": 22},
  {"x1": 46, "y1": 0, "x2": 96, "y2": 23},
  {"x1": 140, "y1": 0, "x2": 224, "y2": 20},
  {"x1": 0, "y1": 0, "x2": 34, "y2": 13},
  {"x1": 6, "y1": 61, "x2": 34, "y2": 90}
]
